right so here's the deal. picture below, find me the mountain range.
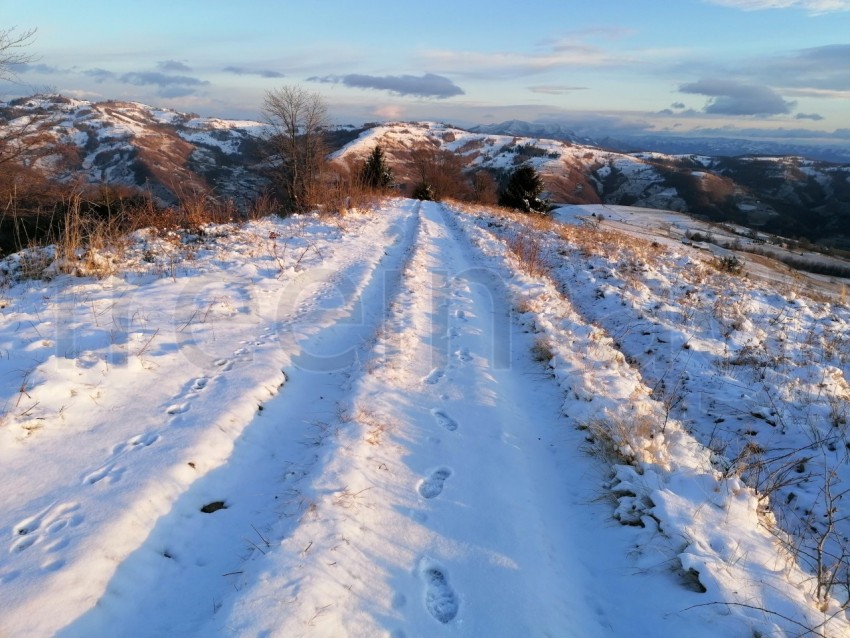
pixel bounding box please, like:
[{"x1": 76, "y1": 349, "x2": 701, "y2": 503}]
[
  {"x1": 472, "y1": 119, "x2": 850, "y2": 164},
  {"x1": 2, "y1": 95, "x2": 849, "y2": 247}
]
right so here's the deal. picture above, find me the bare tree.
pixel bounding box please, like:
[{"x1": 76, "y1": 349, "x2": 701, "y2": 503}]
[
  {"x1": 470, "y1": 169, "x2": 498, "y2": 204},
  {"x1": 1, "y1": 27, "x2": 36, "y2": 81},
  {"x1": 262, "y1": 85, "x2": 329, "y2": 213},
  {"x1": 0, "y1": 27, "x2": 49, "y2": 174}
]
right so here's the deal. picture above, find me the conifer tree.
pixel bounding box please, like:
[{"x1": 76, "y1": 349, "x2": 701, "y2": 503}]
[
  {"x1": 498, "y1": 165, "x2": 548, "y2": 213},
  {"x1": 361, "y1": 145, "x2": 393, "y2": 190}
]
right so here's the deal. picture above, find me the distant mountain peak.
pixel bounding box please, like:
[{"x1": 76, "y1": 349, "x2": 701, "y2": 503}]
[{"x1": 468, "y1": 120, "x2": 591, "y2": 145}]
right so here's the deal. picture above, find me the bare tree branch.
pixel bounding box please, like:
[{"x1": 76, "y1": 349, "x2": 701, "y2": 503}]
[{"x1": 0, "y1": 27, "x2": 37, "y2": 82}]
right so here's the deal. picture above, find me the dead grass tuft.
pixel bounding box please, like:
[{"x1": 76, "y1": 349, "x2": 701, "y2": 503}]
[
  {"x1": 530, "y1": 337, "x2": 554, "y2": 363},
  {"x1": 581, "y1": 407, "x2": 667, "y2": 467}
]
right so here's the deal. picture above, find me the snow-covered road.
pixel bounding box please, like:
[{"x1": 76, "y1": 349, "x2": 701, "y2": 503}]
[
  {"x1": 1, "y1": 200, "x2": 842, "y2": 636},
  {"x1": 203, "y1": 202, "x2": 618, "y2": 636}
]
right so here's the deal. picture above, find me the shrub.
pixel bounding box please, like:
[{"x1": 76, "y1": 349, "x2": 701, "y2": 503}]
[
  {"x1": 412, "y1": 182, "x2": 435, "y2": 201},
  {"x1": 506, "y1": 231, "x2": 548, "y2": 277},
  {"x1": 713, "y1": 254, "x2": 744, "y2": 274}
]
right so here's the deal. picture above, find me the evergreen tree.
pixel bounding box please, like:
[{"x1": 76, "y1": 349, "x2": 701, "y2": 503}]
[
  {"x1": 498, "y1": 165, "x2": 548, "y2": 213},
  {"x1": 361, "y1": 145, "x2": 393, "y2": 190}
]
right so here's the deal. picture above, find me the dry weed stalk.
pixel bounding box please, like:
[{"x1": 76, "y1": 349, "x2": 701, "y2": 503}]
[
  {"x1": 506, "y1": 230, "x2": 548, "y2": 277},
  {"x1": 581, "y1": 407, "x2": 667, "y2": 467},
  {"x1": 530, "y1": 337, "x2": 554, "y2": 363},
  {"x1": 54, "y1": 194, "x2": 129, "y2": 278},
  {"x1": 353, "y1": 408, "x2": 390, "y2": 446}
]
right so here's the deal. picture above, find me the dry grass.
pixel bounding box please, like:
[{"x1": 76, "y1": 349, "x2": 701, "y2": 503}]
[
  {"x1": 338, "y1": 405, "x2": 393, "y2": 447},
  {"x1": 581, "y1": 407, "x2": 667, "y2": 467},
  {"x1": 506, "y1": 230, "x2": 549, "y2": 277},
  {"x1": 513, "y1": 297, "x2": 536, "y2": 315},
  {"x1": 449, "y1": 200, "x2": 665, "y2": 275},
  {"x1": 530, "y1": 337, "x2": 554, "y2": 363},
  {"x1": 356, "y1": 408, "x2": 391, "y2": 446},
  {"x1": 53, "y1": 195, "x2": 128, "y2": 278},
  {"x1": 712, "y1": 295, "x2": 752, "y2": 336}
]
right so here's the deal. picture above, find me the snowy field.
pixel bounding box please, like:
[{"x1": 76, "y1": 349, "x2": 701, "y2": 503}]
[
  {"x1": 1, "y1": 199, "x2": 848, "y2": 636},
  {"x1": 555, "y1": 204, "x2": 850, "y2": 300}
]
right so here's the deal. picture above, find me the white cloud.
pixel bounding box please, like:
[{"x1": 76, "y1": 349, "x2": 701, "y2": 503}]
[
  {"x1": 528, "y1": 85, "x2": 589, "y2": 95},
  {"x1": 706, "y1": 0, "x2": 850, "y2": 12},
  {"x1": 308, "y1": 73, "x2": 464, "y2": 99},
  {"x1": 420, "y1": 48, "x2": 635, "y2": 80},
  {"x1": 679, "y1": 79, "x2": 795, "y2": 115},
  {"x1": 781, "y1": 87, "x2": 850, "y2": 99}
]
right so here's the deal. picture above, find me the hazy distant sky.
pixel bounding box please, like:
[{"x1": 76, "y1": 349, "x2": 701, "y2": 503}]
[{"x1": 2, "y1": 0, "x2": 849, "y2": 143}]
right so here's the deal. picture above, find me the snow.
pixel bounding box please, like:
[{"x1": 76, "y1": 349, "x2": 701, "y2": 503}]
[
  {"x1": 186, "y1": 118, "x2": 264, "y2": 130},
  {"x1": 457, "y1": 201, "x2": 850, "y2": 635},
  {"x1": 1, "y1": 199, "x2": 849, "y2": 636}
]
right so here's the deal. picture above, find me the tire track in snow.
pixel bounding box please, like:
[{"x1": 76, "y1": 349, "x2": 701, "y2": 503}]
[
  {"x1": 445, "y1": 203, "x2": 841, "y2": 636},
  {"x1": 40, "y1": 204, "x2": 421, "y2": 638},
  {"x1": 216, "y1": 201, "x2": 620, "y2": 636}
]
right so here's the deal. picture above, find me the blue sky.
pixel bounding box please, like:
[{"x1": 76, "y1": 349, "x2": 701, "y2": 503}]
[{"x1": 2, "y1": 0, "x2": 849, "y2": 143}]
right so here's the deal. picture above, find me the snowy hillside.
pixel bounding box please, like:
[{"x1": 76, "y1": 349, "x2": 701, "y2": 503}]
[
  {"x1": 335, "y1": 121, "x2": 850, "y2": 245},
  {"x1": 0, "y1": 95, "x2": 269, "y2": 203},
  {"x1": 1, "y1": 199, "x2": 849, "y2": 636}
]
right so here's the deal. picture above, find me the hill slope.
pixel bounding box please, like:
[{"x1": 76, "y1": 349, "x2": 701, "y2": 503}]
[
  {"x1": 336, "y1": 121, "x2": 850, "y2": 245},
  {"x1": 0, "y1": 95, "x2": 269, "y2": 203},
  {"x1": 0, "y1": 200, "x2": 848, "y2": 636}
]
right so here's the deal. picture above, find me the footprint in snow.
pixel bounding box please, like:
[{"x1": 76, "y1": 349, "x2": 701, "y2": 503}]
[
  {"x1": 420, "y1": 560, "x2": 459, "y2": 624},
  {"x1": 422, "y1": 368, "x2": 445, "y2": 385},
  {"x1": 455, "y1": 309, "x2": 468, "y2": 321},
  {"x1": 0, "y1": 570, "x2": 21, "y2": 584},
  {"x1": 418, "y1": 468, "x2": 451, "y2": 499},
  {"x1": 10, "y1": 534, "x2": 37, "y2": 553},
  {"x1": 166, "y1": 402, "x2": 190, "y2": 415},
  {"x1": 454, "y1": 347, "x2": 472, "y2": 363},
  {"x1": 191, "y1": 377, "x2": 209, "y2": 391},
  {"x1": 41, "y1": 558, "x2": 65, "y2": 572},
  {"x1": 10, "y1": 501, "x2": 82, "y2": 555},
  {"x1": 82, "y1": 463, "x2": 126, "y2": 486},
  {"x1": 431, "y1": 409, "x2": 458, "y2": 432},
  {"x1": 42, "y1": 537, "x2": 69, "y2": 553},
  {"x1": 128, "y1": 432, "x2": 159, "y2": 448},
  {"x1": 112, "y1": 431, "x2": 159, "y2": 455},
  {"x1": 214, "y1": 358, "x2": 234, "y2": 372},
  {"x1": 82, "y1": 429, "x2": 160, "y2": 487}
]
